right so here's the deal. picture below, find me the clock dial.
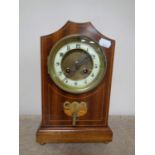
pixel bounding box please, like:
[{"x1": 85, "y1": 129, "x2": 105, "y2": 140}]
[{"x1": 48, "y1": 35, "x2": 106, "y2": 93}]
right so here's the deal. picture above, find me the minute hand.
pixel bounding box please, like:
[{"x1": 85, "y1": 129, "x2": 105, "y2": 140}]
[
  {"x1": 69, "y1": 54, "x2": 90, "y2": 76},
  {"x1": 75, "y1": 54, "x2": 90, "y2": 69}
]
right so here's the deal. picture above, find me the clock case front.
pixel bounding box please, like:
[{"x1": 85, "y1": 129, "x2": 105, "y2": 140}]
[{"x1": 36, "y1": 21, "x2": 115, "y2": 143}]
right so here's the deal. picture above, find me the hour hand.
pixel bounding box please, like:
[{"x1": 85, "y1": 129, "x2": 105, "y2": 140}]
[{"x1": 65, "y1": 54, "x2": 90, "y2": 76}]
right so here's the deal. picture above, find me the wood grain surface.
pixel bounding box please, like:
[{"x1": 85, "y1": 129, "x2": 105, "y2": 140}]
[{"x1": 36, "y1": 21, "x2": 115, "y2": 143}]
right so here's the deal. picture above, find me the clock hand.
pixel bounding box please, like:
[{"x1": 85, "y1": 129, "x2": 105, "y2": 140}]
[
  {"x1": 67, "y1": 54, "x2": 90, "y2": 76},
  {"x1": 75, "y1": 54, "x2": 90, "y2": 68}
]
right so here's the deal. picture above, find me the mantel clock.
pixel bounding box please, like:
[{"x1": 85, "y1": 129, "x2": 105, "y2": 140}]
[{"x1": 36, "y1": 21, "x2": 115, "y2": 144}]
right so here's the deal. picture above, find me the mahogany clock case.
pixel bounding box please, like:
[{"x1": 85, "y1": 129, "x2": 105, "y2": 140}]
[{"x1": 36, "y1": 21, "x2": 115, "y2": 143}]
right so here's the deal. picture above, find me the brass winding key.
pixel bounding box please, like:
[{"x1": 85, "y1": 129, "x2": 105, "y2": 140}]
[{"x1": 63, "y1": 101, "x2": 87, "y2": 126}]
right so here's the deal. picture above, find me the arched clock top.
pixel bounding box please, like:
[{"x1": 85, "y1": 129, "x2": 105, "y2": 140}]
[{"x1": 41, "y1": 21, "x2": 115, "y2": 50}]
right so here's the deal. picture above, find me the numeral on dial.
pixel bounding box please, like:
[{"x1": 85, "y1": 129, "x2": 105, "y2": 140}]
[
  {"x1": 76, "y1": 44, "x2": 80, "y2": 49},
  {"x1": 91, "y1": 73, "x2": 95, "y2": 77},
  {"x1": 58, "y1": 71, "x2": 63, "y2": 76},
  {"x1": 56, "y1": 62, "x2": 60, "y2": 66},
  {"x1": 67, "y1": 45, "x2": 70, "y2": 51},
  {"x1": 74, "y1": 82, "x2": 78, "y2": 86},
  {"x1": 60, "y1": 53, "x2": 64, "y2": 57},
  {"x1": 64, "y1": 78, "x2": 68, "y2": 83},
  {"x1": 94, "y1": 64, "x2": 98, "y2": 68},
  {"x1": 91, "y1": 55, "x2": 95, "y2": 59}
]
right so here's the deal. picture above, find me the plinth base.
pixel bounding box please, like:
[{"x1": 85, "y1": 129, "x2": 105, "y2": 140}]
[{"x1": 36, "y1": 126, "x2": 113, "y2": 144}]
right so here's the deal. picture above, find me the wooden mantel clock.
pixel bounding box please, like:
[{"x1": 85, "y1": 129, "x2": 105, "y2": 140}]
[{"x1": 36, "y1": 21, "x2": 115, "y2": 144}]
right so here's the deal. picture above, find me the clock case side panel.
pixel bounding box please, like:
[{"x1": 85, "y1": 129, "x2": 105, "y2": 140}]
[
  {"x1": 40, "y1": 37, "x2": 48, "y2": 127},
  {"x1": 103, "y1": 40, "x2": 115, "y2": 126}
]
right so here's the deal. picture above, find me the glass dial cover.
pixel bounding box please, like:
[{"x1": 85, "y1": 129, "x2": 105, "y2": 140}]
[{"x1": 47, "y1": 35, "x2": 107, "y2": 94}]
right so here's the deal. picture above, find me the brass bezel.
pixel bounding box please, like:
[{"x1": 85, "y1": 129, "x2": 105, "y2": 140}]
[{"x1": 47, "y1": 35, "x2": 107, "y2": 94}]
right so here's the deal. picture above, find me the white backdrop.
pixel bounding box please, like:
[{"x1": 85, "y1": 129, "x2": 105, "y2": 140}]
[{"x1": 19, "y1": 0, "x2": 135, "y2": 115}]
